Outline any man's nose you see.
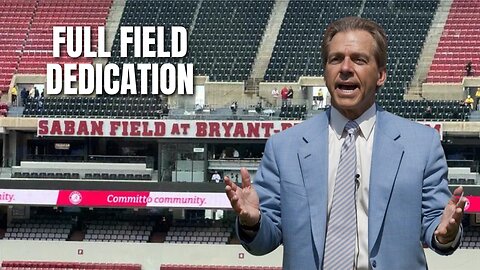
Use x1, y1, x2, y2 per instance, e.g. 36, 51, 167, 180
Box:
340, 58, 354, 73
339, 58, 354, 79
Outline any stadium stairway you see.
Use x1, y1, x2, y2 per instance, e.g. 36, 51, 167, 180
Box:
249, 0, 289, 81
69, 230, 84, 241
469, 110, 480, 121
150, 231, 166, 243
407, 0, 452, 97
6, 106, 24, 117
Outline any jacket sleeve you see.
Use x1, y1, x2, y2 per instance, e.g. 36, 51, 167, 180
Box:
238, 137, 283, 255
421, 129, 460, 255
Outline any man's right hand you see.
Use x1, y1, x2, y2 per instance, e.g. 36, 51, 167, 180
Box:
224, 167, 260, 227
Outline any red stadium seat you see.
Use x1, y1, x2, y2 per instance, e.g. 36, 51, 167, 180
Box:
427, 0, 480, 83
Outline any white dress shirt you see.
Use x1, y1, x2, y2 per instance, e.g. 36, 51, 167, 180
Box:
327, 104, 460, 269
328, 104, 376, 270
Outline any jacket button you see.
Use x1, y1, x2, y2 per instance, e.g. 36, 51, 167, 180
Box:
372, 260, 377, 268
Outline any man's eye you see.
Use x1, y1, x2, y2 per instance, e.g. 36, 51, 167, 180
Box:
355, 58, 367, 64
329, 57, 341, 64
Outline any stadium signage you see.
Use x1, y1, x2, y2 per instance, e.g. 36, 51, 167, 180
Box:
0, 189, 231, 209
422, 122, 443, 140
0, 189, 477, 212
37, 119, 301, 139
37, 119, 441, 139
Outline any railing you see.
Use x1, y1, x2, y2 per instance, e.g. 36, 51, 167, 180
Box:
167, 112, 282, 121
447, 159, 479, 173
88, 155, 154, 168
23, 155, 154, 168
24, 155, 84, 162
208, 158, 261, 171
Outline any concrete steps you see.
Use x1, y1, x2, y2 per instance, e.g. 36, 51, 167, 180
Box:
407, 0, 453, 98
469, 110, 480, 121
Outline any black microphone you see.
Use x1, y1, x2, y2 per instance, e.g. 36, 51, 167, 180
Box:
355, 174, 360, 189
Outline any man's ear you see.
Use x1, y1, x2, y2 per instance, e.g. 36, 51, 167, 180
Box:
377, 67, 387, 87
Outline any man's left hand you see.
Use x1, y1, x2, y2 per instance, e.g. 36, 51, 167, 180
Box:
435, 186, 466, 244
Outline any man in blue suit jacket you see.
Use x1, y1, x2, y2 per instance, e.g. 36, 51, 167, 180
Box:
225, 17, 465, 269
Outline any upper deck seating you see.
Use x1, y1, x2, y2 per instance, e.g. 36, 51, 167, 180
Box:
17, 0, 112, 75
427, 0, 480, 83
0, 0, 36, 93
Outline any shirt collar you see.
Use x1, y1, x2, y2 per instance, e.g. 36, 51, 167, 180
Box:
330, 104, 376, 140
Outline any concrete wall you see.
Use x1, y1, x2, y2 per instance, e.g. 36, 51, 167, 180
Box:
0, 241, 478, 270
168, 80, 260, 110
168, 76, 328, 111
422, 83, 464, 100
204, 82, 248, 109
463, 76, 480, 88
258, 76, 326, 106
422, 76, 480, 100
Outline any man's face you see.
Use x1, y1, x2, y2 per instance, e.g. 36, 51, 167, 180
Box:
324, 30, 386, 119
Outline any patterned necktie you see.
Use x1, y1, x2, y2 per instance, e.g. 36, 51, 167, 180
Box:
323, 120, 360, 270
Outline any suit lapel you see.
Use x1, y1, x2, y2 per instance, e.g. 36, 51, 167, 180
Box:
297, 108, 405, 258
298, 111, 330, 264
368, 109, 405, 254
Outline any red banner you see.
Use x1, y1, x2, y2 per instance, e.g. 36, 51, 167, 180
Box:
37, 118, 300, 139
6, 187, 478, 211
57, 190, 151, 207
0, 189, 232, 209
36, 119, 442, 139
464, 196, 480, 213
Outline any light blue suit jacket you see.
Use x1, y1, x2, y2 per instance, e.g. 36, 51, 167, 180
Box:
239, 106, 458, 270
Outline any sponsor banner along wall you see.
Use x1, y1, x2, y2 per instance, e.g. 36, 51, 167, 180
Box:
37, 119, 443, 139
0, 189, 59, 205
464, 195, 480, 213
37, 119, 300, 139
0, 189, 478, 212
0, 189, 232, 209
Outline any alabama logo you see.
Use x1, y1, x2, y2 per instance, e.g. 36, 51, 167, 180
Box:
69, 191, 82, 205
464, 197, 470, 211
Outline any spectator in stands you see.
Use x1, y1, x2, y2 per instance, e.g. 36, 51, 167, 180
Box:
255, 101, 263, 114
34, 87, 40, 100
301, 86, 308, 99
271, 87, 279, 107
465, 61, 474, 76
318, 89, 324, 106
162, 104, 169, 118
475, 87, 480, 110
220, 149, 227, 159
280, 86, 288, 105
195, 103, 203, 113
230, 101, 238, 114
314, 89, 325, 109
225, 16, 465, 270
10, 85, 17, 106
38, 91, 44, 107
28, 87, 35, 100
211, 171, 222, 183
20, 88, 28, 106
423, 105, 433, 119
233, 148, 240, 158
38, 96, 44, 109
286, 86, 294, 105
464, 95, 474, 110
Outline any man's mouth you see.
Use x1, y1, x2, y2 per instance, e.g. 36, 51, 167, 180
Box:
336, 83, 359, 92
